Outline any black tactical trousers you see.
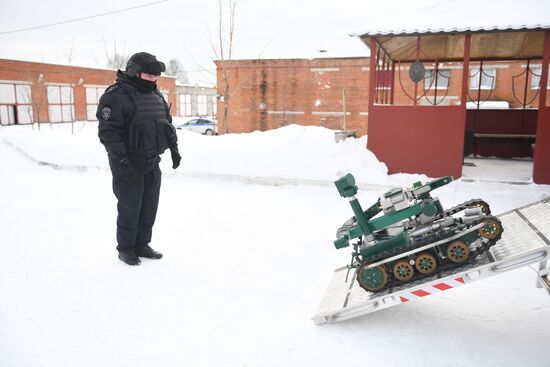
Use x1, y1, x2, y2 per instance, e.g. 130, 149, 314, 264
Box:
109, 159, 162, 252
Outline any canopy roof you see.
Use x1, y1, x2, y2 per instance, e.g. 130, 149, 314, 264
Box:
353, 0, 550, 61
364, 31, 546, 62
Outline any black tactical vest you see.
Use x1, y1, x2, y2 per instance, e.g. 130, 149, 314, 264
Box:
119, 84, 175, 158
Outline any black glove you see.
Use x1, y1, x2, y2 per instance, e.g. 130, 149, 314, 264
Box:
170, 148, 182, 169
119, 157, 138, 182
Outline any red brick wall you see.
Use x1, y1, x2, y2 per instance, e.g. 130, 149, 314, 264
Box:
215, 58, 371, 136
0, 58, 176, 123
216, 58, 544, 135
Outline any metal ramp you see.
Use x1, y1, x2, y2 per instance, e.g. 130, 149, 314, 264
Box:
312, 199, 550, 325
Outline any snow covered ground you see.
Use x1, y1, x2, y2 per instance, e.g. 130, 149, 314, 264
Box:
1, 122, 550, 367
463, 156, 534, 183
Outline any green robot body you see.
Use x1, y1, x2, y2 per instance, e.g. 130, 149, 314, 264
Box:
334, 174, 503, 293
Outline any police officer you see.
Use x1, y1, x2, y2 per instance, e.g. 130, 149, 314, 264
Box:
97, 52, 182, 266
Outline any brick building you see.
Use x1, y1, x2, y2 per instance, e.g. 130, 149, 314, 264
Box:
176, 84, 217, 118
0, 58, 177, 125
215, 57, 545, 137
215, 58, 371, 136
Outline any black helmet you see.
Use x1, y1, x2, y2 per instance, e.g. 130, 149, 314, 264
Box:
125, 52, 166, 77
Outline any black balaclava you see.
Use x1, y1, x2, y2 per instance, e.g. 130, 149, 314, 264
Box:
129, 76, 157, 92
124, 52, 166, 92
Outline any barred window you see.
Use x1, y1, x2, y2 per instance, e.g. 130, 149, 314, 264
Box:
0, 82, 33, 125
197, 94, 208, 116
179, 94, 191, 116
530, 65, 550, 89
85, 86, 107, 120
424, 69, 450, 90
212, 95, 217, 116
47, 85, 74, 122
470, 68, 496, 90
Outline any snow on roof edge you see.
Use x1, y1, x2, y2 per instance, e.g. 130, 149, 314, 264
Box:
350, 24, 550, 38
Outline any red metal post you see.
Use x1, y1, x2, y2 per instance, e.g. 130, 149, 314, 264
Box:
434, 62, 439, 104
375, 46, 380, 104
369, 38, 377, 110
460, 34, 472, 107
461, 34, 472, 159
533, 30, 550, 183
390, 61, 396, 104
384, 54, 390, 104
378, 49, 386, 104
413, 36, 421, 106
381, 53, 386, 104
521, 59, 531, 136
539, 34, 550, 107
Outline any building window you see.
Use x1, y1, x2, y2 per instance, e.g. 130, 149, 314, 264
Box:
424, 69, 450, 89
85, 86, 106, 120
47, 85, 74, 122
212, 95, 217, 116
531, 65, 550, 89
179, 94, 191, 116
0, 82, 33, 125
197, 94, 208, 116
470, 67, 496, 89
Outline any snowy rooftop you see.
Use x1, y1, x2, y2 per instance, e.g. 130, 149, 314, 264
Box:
351, 0, 550, 37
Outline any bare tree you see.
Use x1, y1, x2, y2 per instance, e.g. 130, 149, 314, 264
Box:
61, 42, 78, 134
103, 39, 130, 70
165, 58, 189, 84
19, 73, 37, 129
29, 62, 47, 131
212, 0, 238, 134
106, 53, 130, 70
211, 1, 273, 133
62, 39, 76, 67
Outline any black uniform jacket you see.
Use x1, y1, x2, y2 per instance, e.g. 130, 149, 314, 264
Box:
97, 70, 178, 164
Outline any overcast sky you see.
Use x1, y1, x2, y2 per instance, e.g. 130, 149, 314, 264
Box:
1, 0, 548, 86
0, 0, 412, 85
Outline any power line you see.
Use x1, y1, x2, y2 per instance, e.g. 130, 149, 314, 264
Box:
0, 0, 171, 36
0, 66, 216, 75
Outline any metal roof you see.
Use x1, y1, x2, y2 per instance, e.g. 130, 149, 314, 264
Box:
351, 0, 550, 37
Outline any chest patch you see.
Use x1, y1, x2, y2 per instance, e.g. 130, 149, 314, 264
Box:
101, 106, 112, 120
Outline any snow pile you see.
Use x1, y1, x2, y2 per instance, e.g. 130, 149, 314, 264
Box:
0, 123, 106, 168
176, 124, 405, 184
0, 122, 427, 186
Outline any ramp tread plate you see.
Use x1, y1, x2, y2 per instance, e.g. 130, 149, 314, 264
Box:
490, 209, 547, 261
314, 267, 353, 315
519, 202, 550, 242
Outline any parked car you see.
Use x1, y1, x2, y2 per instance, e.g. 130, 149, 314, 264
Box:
176, 118, 217, 135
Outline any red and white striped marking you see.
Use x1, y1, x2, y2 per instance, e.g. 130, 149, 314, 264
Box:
399, 277, 466, 303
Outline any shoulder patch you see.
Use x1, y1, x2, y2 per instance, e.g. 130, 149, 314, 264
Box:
101, 106, 112, 120
104, 84, 119, 94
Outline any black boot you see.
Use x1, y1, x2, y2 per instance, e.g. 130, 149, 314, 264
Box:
118, 249, 141, 265
136, 244, 163, 259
